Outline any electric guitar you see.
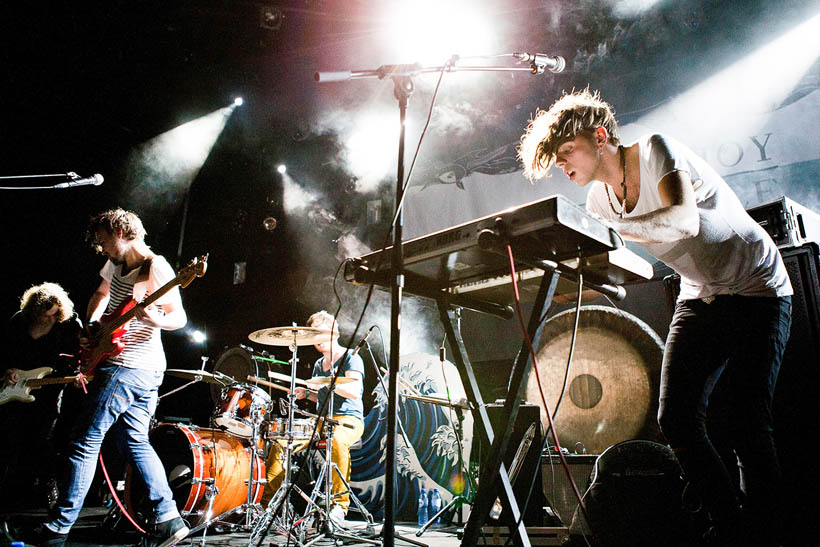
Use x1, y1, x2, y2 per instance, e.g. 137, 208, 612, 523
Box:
79, 254, 208, 376
0, 367, 91, 405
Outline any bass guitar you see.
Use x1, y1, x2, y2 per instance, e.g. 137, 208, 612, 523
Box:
0, 367, 90, 405
79, 254, 208, 376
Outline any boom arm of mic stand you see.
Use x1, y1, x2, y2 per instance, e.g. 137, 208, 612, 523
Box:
315, 63, 538, 83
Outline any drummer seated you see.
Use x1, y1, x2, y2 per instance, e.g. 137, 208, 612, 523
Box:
262, 311, 365, 524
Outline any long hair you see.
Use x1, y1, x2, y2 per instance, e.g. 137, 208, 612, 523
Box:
20, 282, 75, 322
518, 88, 620, 181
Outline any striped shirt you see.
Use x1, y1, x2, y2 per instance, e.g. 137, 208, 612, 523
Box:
100, 255, 181, 371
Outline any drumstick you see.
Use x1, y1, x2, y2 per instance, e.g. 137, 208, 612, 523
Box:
267, 371, 308, 386
247, 375, 291, 393
380, 367, 422, 396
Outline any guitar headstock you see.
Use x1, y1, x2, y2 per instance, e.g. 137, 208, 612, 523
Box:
179, 254, 209, 288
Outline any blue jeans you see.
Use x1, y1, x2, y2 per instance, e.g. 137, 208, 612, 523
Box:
47, 366, 179, 533
658, 295, 791, 521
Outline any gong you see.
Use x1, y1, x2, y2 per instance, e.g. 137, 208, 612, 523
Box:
525, 305, 664, 454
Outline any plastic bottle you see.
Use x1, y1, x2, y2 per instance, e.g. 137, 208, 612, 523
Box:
429, 488, 442, 525
417, 487, 428, 526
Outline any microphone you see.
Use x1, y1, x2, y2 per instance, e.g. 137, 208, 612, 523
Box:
55, 173, 104, 189
513, 52, 566, 73
351, 325, 376, 356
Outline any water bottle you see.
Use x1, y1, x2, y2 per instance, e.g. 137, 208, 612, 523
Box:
429, 488, 442, 525
417, 487, 428, 526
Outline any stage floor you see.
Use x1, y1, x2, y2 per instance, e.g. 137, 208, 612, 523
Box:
0, 507, 469, 547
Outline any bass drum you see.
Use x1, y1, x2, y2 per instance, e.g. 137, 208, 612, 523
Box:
124, 423, 265, 527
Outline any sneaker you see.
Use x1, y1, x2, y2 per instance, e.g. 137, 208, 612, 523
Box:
328, 505, 347, 528
9, 523, 68, 546
136, 517, 189, 547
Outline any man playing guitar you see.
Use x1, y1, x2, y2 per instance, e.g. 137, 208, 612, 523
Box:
1, 282, 82, 511
17, 209, 190, 547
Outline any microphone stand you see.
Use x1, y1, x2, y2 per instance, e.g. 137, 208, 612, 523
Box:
316, 54, 553, 546
0, 172, 91, 190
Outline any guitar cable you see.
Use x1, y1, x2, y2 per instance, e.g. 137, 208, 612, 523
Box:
502, 243, 592, 543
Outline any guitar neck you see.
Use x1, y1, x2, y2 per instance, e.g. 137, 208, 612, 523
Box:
27, 376, 84, 388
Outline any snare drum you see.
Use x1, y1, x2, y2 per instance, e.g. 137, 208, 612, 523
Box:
124, 423, 265, 527
265, 417, 316, 442
213, 383, 271, 437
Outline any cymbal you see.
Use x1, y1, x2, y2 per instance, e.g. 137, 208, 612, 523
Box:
403, 392, 471, 410
306, 376, 357, 386
165, 369, 234, 385
248, 326, 334, 346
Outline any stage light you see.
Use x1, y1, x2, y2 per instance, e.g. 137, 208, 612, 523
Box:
281, 172, 318, 214
277, 164, 287, 174
612, 0, 662, 17
380, 0, 498, 64
190, 330, 207, 344
633, 11, 820, 145
123, 105, 236, 211
233, 97, 244, 107
342, 109, 401, 191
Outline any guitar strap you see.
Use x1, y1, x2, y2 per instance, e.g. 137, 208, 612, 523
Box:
136, 257, 153, 285
132, 257, 153, 302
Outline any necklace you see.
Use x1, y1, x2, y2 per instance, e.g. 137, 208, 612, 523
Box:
605, 145, 627, 218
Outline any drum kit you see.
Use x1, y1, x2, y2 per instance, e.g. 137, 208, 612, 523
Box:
123, 324, 375, 546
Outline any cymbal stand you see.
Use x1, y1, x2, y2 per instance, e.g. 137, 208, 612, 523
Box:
365, 343, 428, 547
416, 404, 475, 537
248, 326, 308, 546
303, 385, 379, 546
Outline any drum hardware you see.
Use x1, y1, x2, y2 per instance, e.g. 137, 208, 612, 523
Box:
249, 326, 378, 547
401, 391, 471, 411
247, 324, 318, 546
415, 395, 475, 538
298, 378, 378, 546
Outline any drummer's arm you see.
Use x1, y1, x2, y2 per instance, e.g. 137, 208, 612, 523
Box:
295, 386, 318, 403
332, 370, 363, 400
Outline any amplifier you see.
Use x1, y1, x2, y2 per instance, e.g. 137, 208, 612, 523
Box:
479, 526, 569, 545
746, 196, 820, 248
541, 453, 596, 531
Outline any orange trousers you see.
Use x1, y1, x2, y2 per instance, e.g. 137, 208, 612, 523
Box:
262, 415, 364, 512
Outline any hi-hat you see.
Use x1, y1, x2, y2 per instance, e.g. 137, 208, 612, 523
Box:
248, 326, 334, 346
306, 376, 357, 386
166, 369, 234, 385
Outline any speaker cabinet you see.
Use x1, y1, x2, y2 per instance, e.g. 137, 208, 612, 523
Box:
774, 243, 820, 544
540, 453, 596, 527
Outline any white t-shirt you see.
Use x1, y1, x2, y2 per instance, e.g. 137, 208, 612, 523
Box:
100, 255, 182, 371
586, 134, 792, 301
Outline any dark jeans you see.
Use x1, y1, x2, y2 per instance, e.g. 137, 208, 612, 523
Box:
657, 295, 791, 522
